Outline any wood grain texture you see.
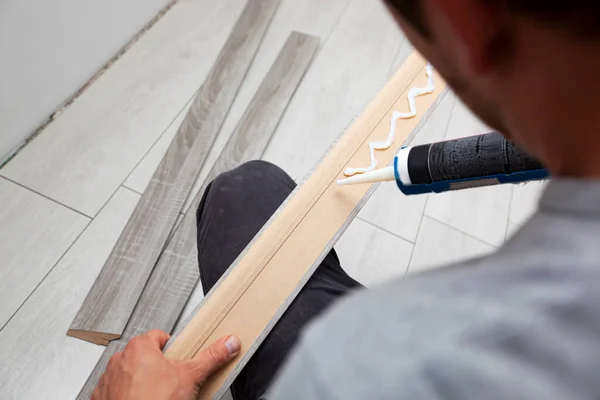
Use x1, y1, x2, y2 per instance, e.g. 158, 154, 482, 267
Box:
76, 32, 319, 399
0, 177, 89, 329
165, 53, 448, 400
123, 97, 195, 194
178, 0, 353, 214
68, 0, 281, 345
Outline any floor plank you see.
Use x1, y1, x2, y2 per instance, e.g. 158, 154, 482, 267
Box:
173, 273, 205, 334
0, 187, 139, 400
262, 0, 408, 180
505, 220, 521, 243
444, 98, 491, 140
122, 97, 194, 194
425, 183, 512, 247
510, 180, 548, 226
0, 0, 247, 216
0, 0, 172, 162
68, 0, 281, 346
76, 31, 320, 398
335, 218, 413, 287
424, 99, 509, 246
358, 92, 456, 242
409, 215, 495, 274
0, 177, 89, 329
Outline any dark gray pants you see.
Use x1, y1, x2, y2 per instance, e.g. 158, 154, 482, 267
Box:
196, 160, 361, 400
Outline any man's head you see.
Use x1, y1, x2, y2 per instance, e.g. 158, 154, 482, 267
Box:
385, 0, 600, 176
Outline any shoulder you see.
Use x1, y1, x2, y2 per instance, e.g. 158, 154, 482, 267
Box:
287, 253, 595, 399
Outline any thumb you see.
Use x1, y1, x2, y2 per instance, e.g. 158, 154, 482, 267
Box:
184, 335, 241, 384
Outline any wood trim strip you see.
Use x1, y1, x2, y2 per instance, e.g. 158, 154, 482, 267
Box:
75, 32, 320, 399
165, 52, 448, 400
68, 0, 281, 345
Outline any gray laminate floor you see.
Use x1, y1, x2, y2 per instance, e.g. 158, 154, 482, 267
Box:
0, 1, 545, 399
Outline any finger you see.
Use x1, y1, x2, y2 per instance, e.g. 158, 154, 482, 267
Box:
184, 335, 241, 384
92, 374, 106, 400
126, 330, 170, 354
106, 351, 122, 371
143, 330, 171, 348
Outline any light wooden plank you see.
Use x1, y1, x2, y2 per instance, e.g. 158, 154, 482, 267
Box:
0, 187, 140, 400
0, 177, 89, 328
336, 218, 413, 287
75, 32, 320, 399
68, 0, 281, 346
0, 0, 247, 216
165, 54, 447, 400
408, 216, 495, 274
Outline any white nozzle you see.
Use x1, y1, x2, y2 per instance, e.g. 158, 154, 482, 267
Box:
336, 166, 396, 186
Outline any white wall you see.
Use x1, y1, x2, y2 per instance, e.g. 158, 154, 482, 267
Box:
0, 0, 171, 162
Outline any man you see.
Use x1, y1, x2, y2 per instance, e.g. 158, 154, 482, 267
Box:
93, 1, 600, 399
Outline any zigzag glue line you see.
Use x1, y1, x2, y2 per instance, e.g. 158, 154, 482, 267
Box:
343, 63, 435, 177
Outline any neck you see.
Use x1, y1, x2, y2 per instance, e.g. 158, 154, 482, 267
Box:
499, 25, 600, 178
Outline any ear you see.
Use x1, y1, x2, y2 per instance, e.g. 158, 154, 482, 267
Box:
428, 0, 503, 74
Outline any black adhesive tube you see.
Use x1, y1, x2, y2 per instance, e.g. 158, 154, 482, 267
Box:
405, 132, 544, 185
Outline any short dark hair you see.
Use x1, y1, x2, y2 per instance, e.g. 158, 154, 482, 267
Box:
386, 0, 600, 38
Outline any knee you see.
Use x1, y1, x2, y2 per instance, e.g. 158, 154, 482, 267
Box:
217, 160, 286, 184
212, 160, 290, 193
236, 160, 285, 178
197, 160, 295, 223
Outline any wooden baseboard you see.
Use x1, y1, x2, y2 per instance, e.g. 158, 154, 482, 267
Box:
165, 52, 448, 400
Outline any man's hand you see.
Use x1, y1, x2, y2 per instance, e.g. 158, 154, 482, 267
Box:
92, 330, 241, 400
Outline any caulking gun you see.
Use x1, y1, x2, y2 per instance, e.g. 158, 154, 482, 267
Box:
337, 131, 549, 195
